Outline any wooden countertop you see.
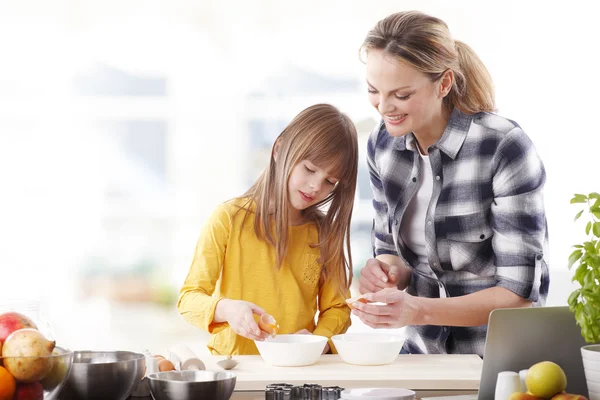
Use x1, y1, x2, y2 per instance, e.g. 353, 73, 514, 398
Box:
200, 354, 483, 391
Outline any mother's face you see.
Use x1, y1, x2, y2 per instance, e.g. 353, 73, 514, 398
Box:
366, 49, 445, 138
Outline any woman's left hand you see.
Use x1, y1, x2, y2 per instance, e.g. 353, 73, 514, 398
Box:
350, 287, 420, 329
294, 329, 330, 354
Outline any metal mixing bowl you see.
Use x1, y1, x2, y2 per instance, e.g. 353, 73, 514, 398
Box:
147, 370, 236, 400
57, 350, 145, 400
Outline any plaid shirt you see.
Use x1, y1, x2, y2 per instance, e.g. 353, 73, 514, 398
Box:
368, 109, 549, 357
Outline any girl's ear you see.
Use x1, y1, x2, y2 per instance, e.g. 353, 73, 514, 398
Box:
273, 139, 281, 162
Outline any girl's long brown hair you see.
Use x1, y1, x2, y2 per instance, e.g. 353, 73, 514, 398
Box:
238, 104, 358, 297
361, 11, 495, 114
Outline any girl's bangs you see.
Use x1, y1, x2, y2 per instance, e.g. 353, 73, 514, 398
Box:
305, 144, 354, 184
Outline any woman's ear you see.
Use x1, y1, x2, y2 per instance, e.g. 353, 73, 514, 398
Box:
439, 69, 454, 98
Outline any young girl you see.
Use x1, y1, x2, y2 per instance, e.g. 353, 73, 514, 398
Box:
178, 104, 359, 355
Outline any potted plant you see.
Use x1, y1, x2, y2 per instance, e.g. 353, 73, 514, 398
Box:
568, 192, 600, 399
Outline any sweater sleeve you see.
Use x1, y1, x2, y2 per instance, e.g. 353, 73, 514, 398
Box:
313, 276, 351, 352
177, 204, 231, 333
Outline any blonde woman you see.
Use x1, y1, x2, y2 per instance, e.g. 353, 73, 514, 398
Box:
179, 104, 358, 355
351, 11, 549, 357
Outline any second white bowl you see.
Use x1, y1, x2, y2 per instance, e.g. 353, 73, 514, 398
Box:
332, 333, 404, 366
254, 334, 327, 367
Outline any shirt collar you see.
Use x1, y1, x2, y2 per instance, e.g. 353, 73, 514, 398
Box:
384, 108, 473, 159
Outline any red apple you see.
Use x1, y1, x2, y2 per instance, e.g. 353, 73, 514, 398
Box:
13, 381, 44, 400
0, 312, 37, 349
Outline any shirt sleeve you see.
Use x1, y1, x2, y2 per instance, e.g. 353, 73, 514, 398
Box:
177, 204, 230, 333
367, 125, 398, 257
491, 127, 547, 302
313, 276, 351, 353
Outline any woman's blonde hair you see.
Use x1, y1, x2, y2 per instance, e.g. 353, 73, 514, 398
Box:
239, 104, 358, 297
361, 11, 495, 114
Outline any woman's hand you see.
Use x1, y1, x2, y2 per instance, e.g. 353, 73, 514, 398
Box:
350, 287, 421, 329
359, 258, 403, 294
294, 329, 330, 354
214, 299, 271, 341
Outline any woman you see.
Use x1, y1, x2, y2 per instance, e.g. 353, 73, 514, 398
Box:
350, 11, 549, 357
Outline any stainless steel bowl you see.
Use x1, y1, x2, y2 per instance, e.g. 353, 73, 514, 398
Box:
58, 350, 145, 400
147, 370, 236, 400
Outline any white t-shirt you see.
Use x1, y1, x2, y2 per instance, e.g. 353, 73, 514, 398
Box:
400, 151, 434, 266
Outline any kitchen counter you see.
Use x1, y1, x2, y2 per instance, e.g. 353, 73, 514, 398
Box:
129, 354, 483, 399
202, 354, 482, 391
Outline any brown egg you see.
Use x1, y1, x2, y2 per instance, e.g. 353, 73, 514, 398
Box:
258, 314, 279, 337
346, 296, 368, 310
157, 359, 175, 372
153, 355, 166, 362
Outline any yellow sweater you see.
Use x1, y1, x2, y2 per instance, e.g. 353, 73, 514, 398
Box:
177, 199, 351, 355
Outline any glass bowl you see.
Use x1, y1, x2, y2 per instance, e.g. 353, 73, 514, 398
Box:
0, 346, 74, 400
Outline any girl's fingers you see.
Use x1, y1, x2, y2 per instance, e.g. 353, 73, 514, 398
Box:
238, 320, 264, 341
243, 313, 262, 337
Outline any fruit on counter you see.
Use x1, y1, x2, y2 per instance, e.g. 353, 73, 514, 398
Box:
40, 351, 69, 390
526, 361, 567, 399
345, 295, 368, 310
508, 392, 543, 400
258, 314, 279, 338
2, 329, 56, 382
0, 313, 37, 347
0, 365, 16, 400
12, 381, 43, 400
157, 359, 175, 372
551, 393, 588, 400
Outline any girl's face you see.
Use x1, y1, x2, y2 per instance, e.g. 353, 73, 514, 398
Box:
287, 159, 339, 223
366, 49, 445, 137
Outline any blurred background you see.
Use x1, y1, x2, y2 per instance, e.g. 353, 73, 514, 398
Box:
1, 0, 599, 356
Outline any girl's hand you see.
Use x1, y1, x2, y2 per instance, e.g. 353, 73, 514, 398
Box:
350, 287, 420, 329
359, 258, 401, 294
294, 329, 330, 354
214, 299, 271, 341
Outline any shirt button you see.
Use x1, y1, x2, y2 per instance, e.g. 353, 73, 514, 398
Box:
427, 220, 432, 226
480, 234, 485, 239
443, 327, 448, 332
412, 177, 417, 182
536, 254, 543, 260
435, 175, 441, 181
433, 262, 438, 267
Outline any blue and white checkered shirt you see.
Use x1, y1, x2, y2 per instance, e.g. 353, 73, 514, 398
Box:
368, 108, 550, 357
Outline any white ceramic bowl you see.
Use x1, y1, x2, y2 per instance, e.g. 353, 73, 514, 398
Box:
332, 333, 404, 366
254, 334, 327, 367
341, 387, 416, 399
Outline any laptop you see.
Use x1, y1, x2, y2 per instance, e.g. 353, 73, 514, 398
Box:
478, 306, 590, 399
